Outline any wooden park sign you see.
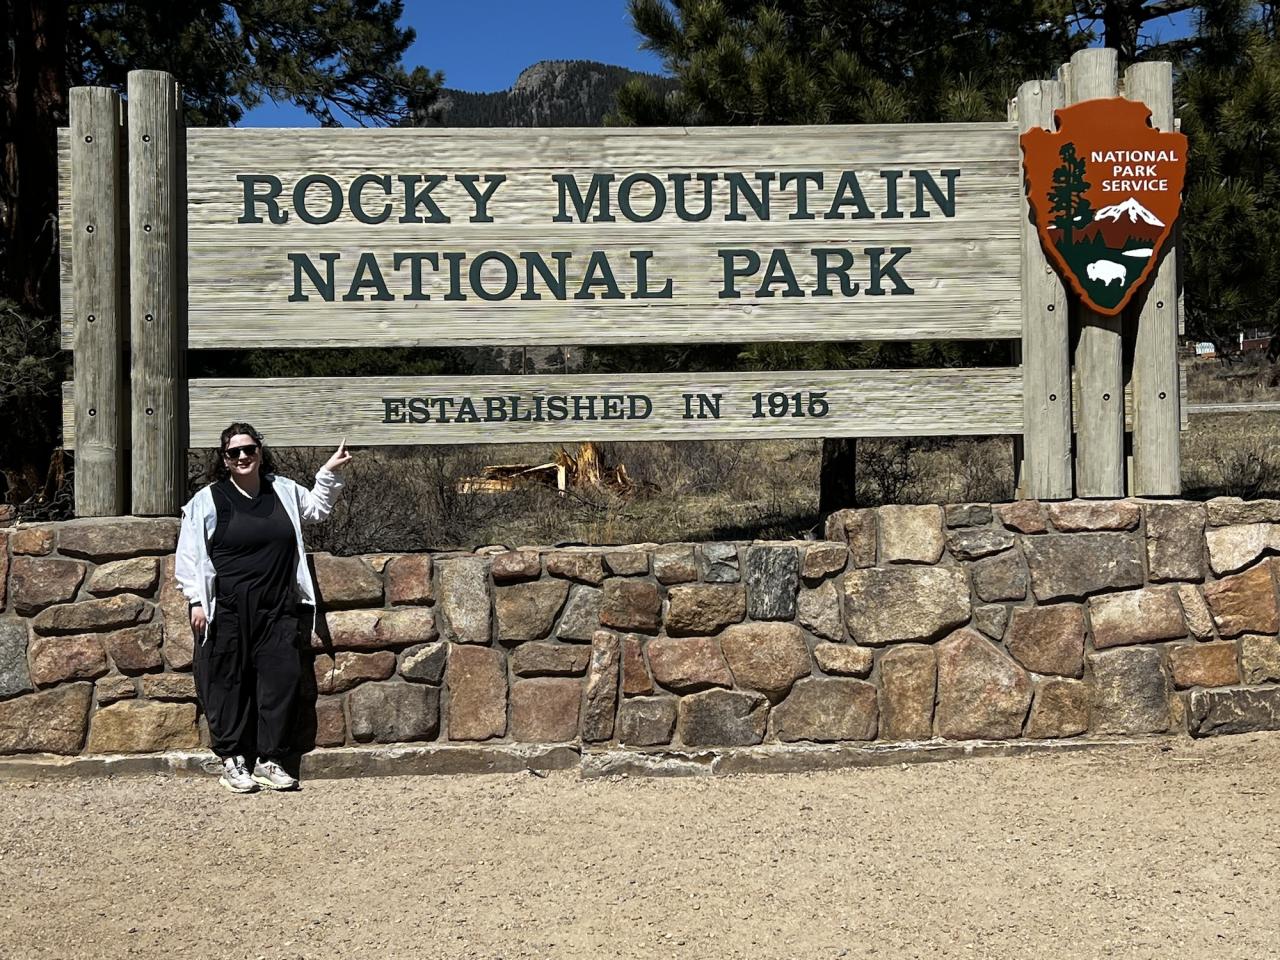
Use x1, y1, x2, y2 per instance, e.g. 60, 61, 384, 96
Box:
57, 49, 1183, 517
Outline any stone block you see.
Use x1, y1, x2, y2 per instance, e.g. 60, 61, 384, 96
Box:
495, 579, 570, 642
1240, 634, 1280, 683
375, 607, 437, 647
399, 641, 448, 683
946, 529, 1015, 561
510, 678, 581, 742
1188, 686, 1280, 736
813, 643, 873, 677
11, 525, 54, 556
314, 651, 396, 694
0, 530, 7, 610
936, 629, 1031, 740
1177, 585, 1216, 640
313, 697, 346, 747
95, 673, 136, 705
556, 585, 602, 642
87, 558, 160, 597
843, 565, 970, 645
878, 505, 944, 564
99, 622, 164, 674
676, 689, 768, 746
437, 557, 492, 644
616, 696, 677, 746
1007, 604, 1085, 677
1203, 561, 1279, 638
1205, 497, 1280, 526
796, 580, 843, 641
158, 556, 194, 671
1087, 646, 1172, 735
604, 551, 649, 576
32, 594, 152, 636
600, 579, 661, 632
1205, 523, 1280, 577
1023, 533, 1144, 601
745, 546, 800, 619
385, 554, 433, 605
140, 673, 198, 701
824, 509, 878, 568
1089, 586, 1187, 650
446, 645, 507, 740
647, 636, 732, 693
945, 503, 993, 528
1046, 500, 1141, 532
581, 630, 621, 742
771, 677, 877, 742
652, 544, 697, 584
311, 554, 383, 607
701, 542, 740, 583
879, 644, 936, 740
349, 681, 440, 743
85, 699, 197, 753
28, 634, 108, 686
621, 635, 654, 696
1144, 502, 1206, 582
57, 518, 179, 559
719, 622, 810, 702
665, 584, 745, 635
545, 551, 605, 585
1024, 678, 1089, 738
9, 557, 87, 615
801, 542, 848, 579
1169, 642, 1239, 689
511, 641, 590, 677
997, 500, 1047, 534
971, 549, 1027, 603
973, 604, 1008, 640
314, 609, 381, 649
0, 619, 32, 699
491, 550, 541, 582
0, 683, 92, 754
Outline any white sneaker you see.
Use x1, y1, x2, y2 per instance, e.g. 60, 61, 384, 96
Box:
219, 755, 258, 794
252, 759, 299, 791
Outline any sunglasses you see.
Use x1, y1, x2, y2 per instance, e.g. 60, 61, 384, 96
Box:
223, 444, 260, 460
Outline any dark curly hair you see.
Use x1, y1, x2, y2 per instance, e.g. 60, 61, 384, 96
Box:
208, 422, 277, 482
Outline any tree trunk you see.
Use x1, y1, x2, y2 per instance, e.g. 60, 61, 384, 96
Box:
0, 0, 68, 504
818, 438, 857, 514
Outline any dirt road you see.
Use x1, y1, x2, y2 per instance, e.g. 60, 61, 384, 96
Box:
1, 734, 1278, 960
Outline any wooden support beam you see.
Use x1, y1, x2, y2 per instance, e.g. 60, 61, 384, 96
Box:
69, 87, 127, 517
127, 71, 184, 515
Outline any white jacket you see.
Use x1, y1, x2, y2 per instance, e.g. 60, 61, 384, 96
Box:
175, 468, 344, 626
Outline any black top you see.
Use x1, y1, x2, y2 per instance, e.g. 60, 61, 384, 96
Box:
209, 477, 296, 618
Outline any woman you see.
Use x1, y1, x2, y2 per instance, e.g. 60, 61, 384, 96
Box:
176, 423, 351, 794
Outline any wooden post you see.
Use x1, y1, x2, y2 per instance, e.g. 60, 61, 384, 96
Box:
128, 71, 184, 515
70, 87, 127, 517
1069, 48, 1125, 498
1125, 61, 1181, 495
1016, 80, 1072, 499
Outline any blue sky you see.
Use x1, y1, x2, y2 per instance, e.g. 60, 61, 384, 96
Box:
241, 0, 663, 126
239, 0, 1198, 127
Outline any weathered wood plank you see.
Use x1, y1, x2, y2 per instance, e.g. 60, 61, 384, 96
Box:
69, 87, 127, 516
1125, 61, 1181, 495
1069, 48, 1126, 498
128, 71, 183, 515
1017, 79, 1073, 499
62, 368, 1024, 448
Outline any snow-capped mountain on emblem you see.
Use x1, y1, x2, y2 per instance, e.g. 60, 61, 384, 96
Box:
1020, 98, 1187, 315
1095, 197, 1165, 227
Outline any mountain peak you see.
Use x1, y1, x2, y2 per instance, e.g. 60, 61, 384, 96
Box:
1096, 197, 1164, 228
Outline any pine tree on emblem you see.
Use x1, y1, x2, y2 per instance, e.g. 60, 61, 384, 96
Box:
1049, 142, 1093, 246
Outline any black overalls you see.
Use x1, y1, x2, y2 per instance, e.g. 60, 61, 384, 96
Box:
193, 477, 302, 761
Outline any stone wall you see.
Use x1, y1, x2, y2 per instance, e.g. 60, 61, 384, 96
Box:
2, 499, 1280, 758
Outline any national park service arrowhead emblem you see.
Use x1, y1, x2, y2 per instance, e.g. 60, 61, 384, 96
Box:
1021, 97, 1187, 316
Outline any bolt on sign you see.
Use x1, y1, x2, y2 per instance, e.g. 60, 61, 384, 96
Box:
1020, 97, 1187, 315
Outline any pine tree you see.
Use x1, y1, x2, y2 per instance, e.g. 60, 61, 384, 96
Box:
1049, 142, 1094, 245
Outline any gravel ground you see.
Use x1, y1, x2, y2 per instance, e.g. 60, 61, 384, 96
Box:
1, 734, 1278, 960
